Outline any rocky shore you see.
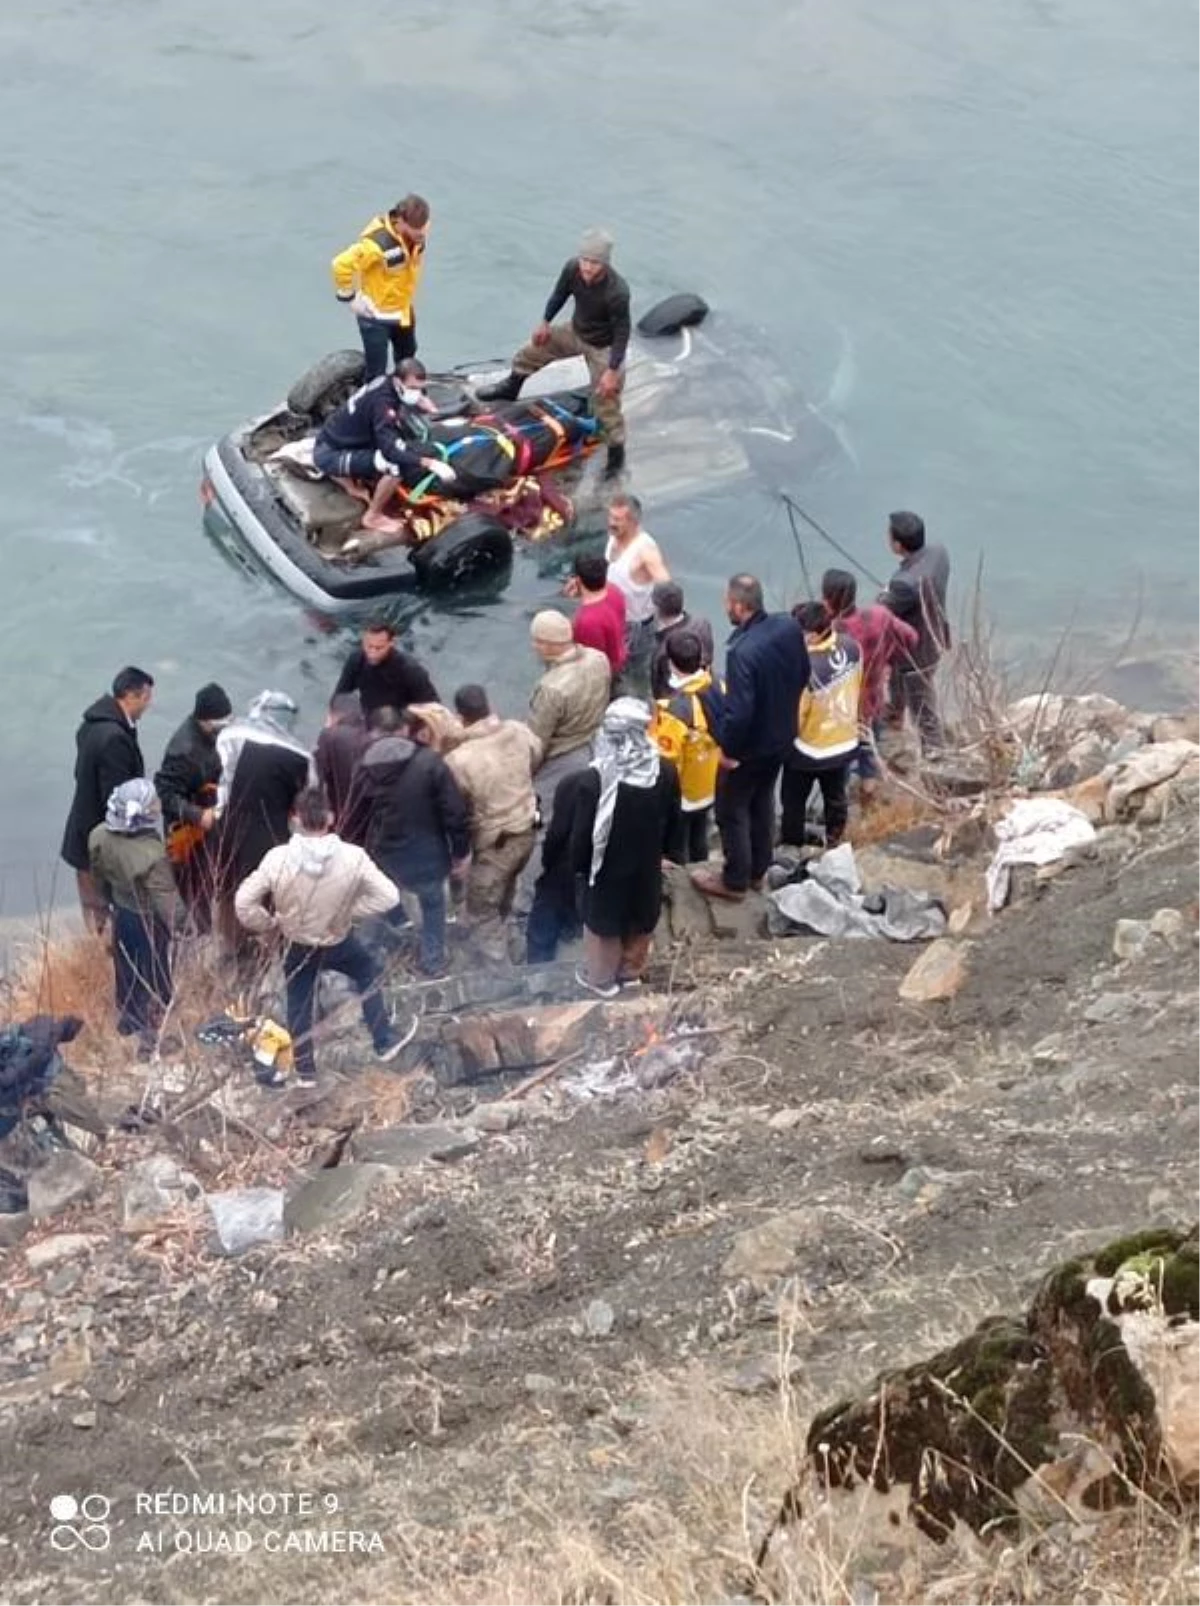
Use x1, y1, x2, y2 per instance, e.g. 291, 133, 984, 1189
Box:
0, 693, 1196, 1605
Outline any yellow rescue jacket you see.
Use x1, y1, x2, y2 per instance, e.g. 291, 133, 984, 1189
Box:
652, 669, 723, 811
795, 627, 862, 762
331, 214, 427, 324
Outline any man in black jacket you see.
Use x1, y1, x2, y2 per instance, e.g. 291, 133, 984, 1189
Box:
691, 575, 810, 901
477, 228, 631, 478
332, 620, 439, 719
343, 713, 470, 977
60, 666, 155, 931
154, 682, 233, 928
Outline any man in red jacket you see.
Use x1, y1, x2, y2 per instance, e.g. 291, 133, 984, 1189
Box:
821, 569, 918, 799
566, 552, 627, 678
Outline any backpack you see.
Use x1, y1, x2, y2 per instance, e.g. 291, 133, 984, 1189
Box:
652, 689, 721, 810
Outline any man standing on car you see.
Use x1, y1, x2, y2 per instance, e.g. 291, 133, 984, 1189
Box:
331, 195, 431, 381
477, 228, 631, 480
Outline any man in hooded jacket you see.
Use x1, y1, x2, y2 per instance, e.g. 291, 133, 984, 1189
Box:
235, 788, 413, 1081
61, 666, 155, 932
343, 711, 470, 977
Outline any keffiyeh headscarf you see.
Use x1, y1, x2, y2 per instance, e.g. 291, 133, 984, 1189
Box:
588, 697, 660, 884
105, 778, 159, 835
216, 689, 313, 811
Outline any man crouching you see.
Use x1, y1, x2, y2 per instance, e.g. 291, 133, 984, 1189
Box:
234, 788, 415, 1082
313, 359, 456, 537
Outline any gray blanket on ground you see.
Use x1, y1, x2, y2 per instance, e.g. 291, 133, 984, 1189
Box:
766, 843, 947, 942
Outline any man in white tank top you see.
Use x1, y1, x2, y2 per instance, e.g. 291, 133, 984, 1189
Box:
604, 492, 670, 698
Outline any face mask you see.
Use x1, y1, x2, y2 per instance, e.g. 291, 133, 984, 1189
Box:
400, 388, 424, 406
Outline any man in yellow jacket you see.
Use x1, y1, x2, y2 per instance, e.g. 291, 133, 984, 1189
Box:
331, 195, 430, 381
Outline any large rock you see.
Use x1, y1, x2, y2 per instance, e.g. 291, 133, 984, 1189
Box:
755, 1225, 1199, 1575
434, 1000, 602, 1083
1006, 693, 1128, 744
898, 939, 970, 1003
284, 1164, 397, 1237
1105, 739, 1200, 823
120, 1155, 203, 1232
352, 1124, 480, 1169
27, 1151, 103, 1221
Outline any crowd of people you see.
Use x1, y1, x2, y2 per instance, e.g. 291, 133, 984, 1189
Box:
58, 490, 950, 1079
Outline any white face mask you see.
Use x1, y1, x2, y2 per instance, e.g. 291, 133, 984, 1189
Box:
400, 388, 424, 406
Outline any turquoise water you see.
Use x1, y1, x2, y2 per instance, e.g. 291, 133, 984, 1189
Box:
0, 0, 1195, 914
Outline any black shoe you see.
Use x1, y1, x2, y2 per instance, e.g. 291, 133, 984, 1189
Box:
603, 443, 626, 479
476, 371, 523, 403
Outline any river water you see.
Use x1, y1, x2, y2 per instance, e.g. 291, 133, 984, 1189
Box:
0, 0, 1195, 917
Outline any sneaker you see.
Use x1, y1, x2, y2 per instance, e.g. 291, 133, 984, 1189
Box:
575, 966, 620, 1000
376, 1014, 420, 1063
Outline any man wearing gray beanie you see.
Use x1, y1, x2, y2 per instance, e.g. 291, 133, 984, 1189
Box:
477, 228, 631, 479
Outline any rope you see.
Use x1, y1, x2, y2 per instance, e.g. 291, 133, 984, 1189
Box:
779, 491, 887, 589
783, 496, 814, 598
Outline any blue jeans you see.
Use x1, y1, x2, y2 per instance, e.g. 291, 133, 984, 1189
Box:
113, 906, 172, 1038
284, 932, 391, 1079
384, 874, 447, 974
357, 316, 417, 382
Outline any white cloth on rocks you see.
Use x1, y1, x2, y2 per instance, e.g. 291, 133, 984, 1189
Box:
767, 843, 948, 942
985, 797, 1096, 912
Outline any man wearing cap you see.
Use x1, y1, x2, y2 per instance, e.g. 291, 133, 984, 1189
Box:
154, 682, 234, 926
477, 229, 632, 479
516, 610, 611, 915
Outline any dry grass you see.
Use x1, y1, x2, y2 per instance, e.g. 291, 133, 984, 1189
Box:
315, 1358, 1197, 1606
848, 789, 945, 848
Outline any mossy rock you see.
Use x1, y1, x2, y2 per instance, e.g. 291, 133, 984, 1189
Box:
805, 1313, 1053, 1541
795, 1225, 1197, 1548
1028, 1222, 1197, 1490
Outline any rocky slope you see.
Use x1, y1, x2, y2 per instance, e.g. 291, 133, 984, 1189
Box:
0, 700, 1196, 1605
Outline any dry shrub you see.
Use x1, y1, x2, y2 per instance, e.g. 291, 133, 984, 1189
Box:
849, 789, 945, 848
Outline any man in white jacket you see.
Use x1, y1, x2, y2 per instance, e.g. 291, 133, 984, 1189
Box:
234, 788, 414, 1081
